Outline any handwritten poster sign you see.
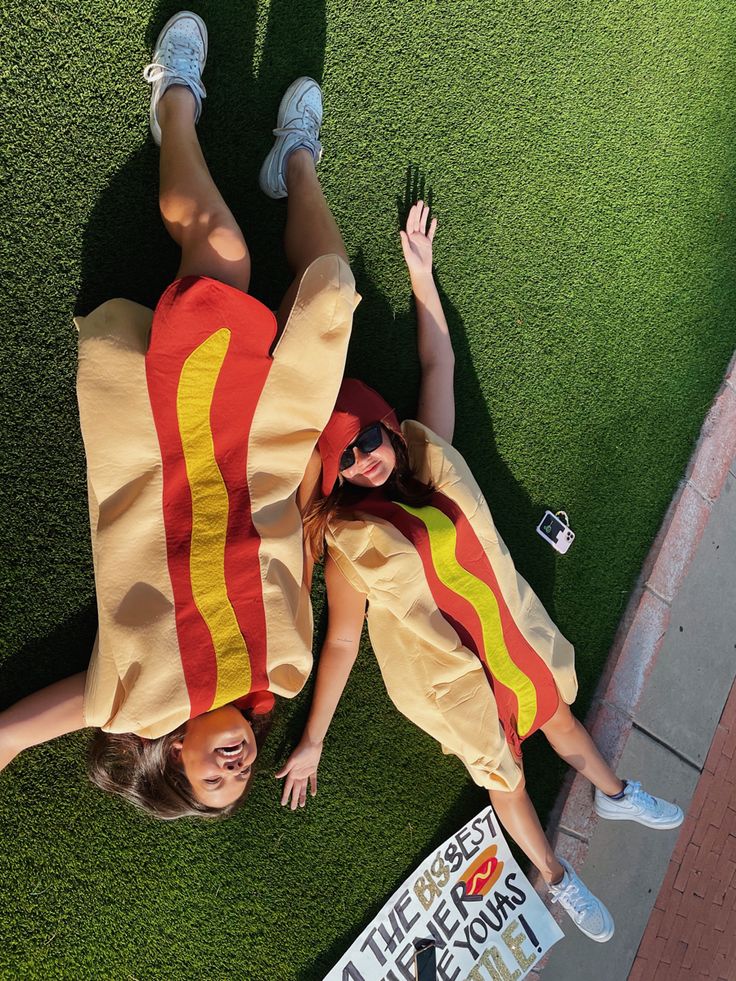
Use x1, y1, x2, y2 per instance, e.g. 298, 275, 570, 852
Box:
325, 807, 563, 981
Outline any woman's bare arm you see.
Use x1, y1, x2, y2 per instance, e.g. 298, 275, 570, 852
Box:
400, 201, 456, 443
0, 672, 87, 772
275, 556, 367, 808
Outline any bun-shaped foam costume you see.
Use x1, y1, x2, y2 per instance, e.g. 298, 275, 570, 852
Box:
321, 394, 578, 793
76, 255, 358, 737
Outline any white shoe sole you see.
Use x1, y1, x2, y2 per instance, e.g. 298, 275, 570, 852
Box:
594, 805, 684, 830
560, 899, 615, 943
584, 918, 615, 943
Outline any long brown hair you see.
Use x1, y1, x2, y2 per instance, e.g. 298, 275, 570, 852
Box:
87, 709, 273, 821
304, 426, 434, 561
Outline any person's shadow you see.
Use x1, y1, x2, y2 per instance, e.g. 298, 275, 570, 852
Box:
75, 0, 327, 317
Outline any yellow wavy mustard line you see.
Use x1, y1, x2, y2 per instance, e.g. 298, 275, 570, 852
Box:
398, 503, 537, 735
177, 329, 250, 707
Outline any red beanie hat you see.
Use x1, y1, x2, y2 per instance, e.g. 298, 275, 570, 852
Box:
317, 379, 401, 496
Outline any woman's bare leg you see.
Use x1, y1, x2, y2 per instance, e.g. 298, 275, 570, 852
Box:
541, 699, 624, 797
489, 778, 564, 885
276, 148, 349, 328
158, 86, 251, 291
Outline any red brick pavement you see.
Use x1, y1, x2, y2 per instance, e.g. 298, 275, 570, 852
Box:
629, 680, 736, 981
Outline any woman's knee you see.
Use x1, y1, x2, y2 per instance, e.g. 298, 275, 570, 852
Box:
174, 212, 251, 291
541, 698, 577, 740
161, 195, 246, 252
184, 210, 246, 258
204, 222, 249, 265
489, 774, 527, 805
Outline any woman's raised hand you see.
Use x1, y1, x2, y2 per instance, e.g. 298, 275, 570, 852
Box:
275, 736, 323, 809
399, 200, 437, 286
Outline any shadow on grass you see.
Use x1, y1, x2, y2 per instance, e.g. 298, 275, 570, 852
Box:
0, 603, 97, 711
75, 0, 328, 316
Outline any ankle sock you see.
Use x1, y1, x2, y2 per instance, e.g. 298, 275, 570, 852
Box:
549, 867, 568, 888
606, 779, 627, 800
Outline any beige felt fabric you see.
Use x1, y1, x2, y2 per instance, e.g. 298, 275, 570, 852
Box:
248, 255, 359, 696
77, 255, 357, 737
326, 420, 577, 792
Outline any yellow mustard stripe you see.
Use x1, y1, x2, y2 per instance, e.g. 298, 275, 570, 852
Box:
398, 503, 537, 735
177, 329, 250, 707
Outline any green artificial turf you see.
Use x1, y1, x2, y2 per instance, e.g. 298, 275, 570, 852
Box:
2, 1, 736, 977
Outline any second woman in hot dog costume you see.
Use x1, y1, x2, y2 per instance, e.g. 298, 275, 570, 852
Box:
0, 14, 357, 819
279, 201, 684, 942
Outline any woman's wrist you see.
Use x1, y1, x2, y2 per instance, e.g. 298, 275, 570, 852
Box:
302, 727, 325, 748
410, 270, 438, 304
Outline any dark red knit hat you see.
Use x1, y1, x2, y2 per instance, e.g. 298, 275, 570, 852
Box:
317, 379, 400, 495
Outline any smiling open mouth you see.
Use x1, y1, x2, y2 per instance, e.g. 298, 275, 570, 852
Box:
216, 741, 245, 758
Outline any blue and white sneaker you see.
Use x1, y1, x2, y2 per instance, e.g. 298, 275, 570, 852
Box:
143, 11, 208, 146
594, 780, 684, 830
548, 857, 615, 943
259, 77, 323, 199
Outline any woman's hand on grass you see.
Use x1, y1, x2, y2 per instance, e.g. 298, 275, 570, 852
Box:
400, 200, 437, 294
275, 737, 323, 810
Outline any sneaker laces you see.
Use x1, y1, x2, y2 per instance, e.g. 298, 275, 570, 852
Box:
273, 103, 322, 147
143, 38, 206, 103
625, 780, 661, 813
551, 877, 598, 919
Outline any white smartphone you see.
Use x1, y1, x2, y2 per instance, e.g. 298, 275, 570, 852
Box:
536, 510, 575, 554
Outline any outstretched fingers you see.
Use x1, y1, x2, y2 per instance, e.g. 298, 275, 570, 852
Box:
404, 200, 436, 242
279, 772, 295, 807
419, 202, 430, 235
275, 767, 317, 809
407, 199, 426, 235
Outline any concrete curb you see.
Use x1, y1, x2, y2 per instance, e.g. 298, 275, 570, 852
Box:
528, 349, 736, 962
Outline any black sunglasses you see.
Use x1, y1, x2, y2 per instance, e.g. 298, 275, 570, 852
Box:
339, 423, 384, 472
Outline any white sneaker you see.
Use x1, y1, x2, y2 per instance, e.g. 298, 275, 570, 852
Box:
548, 857, 615, 943
143, 11, 208, 146
594, 780, 684, 830
259, 77, 323, 199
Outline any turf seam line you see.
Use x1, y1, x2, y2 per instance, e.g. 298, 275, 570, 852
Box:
629, 721, 702, 772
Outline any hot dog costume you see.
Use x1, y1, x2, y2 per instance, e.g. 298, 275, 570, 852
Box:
320, 382, 577, 792
75, 255, 357, 738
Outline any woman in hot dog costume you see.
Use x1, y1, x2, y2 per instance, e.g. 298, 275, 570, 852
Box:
279, 202, 684, 942
0, 13, 357, 819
